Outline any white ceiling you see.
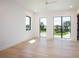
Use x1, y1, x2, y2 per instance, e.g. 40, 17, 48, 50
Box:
15, 0, 79, 13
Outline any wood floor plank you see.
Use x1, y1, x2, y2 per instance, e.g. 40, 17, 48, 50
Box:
0, 38, 79, 58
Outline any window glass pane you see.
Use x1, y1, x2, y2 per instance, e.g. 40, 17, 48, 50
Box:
62, 16, 71, 39
40, 17, 47, 37
54, 17, 61, 38
26, 17, 30, 25
26, 16, 31, 31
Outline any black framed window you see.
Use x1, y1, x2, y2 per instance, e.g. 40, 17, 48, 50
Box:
25, 16, 31, 31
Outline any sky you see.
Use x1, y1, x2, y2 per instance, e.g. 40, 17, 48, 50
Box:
54, 17, 61, 25
26, 17, 30, 25
54, 17, 70, 26
40, 18, 47, 25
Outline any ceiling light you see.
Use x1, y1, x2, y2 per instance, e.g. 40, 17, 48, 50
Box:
69, 5, 73, 8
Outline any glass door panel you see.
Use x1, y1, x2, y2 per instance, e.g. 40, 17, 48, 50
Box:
54, 17, 61, 38
40, 18, 47, 37
62, 17, 71, 38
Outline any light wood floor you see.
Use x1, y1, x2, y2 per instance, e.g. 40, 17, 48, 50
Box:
0, 38, 79, 58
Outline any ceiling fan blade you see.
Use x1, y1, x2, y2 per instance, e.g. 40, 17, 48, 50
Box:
45, 0, 57, 5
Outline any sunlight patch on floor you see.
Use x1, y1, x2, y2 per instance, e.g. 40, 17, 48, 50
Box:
28, 39, 36, 44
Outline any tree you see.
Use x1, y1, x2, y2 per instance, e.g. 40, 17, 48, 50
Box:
64, 21, 70, 32
40, 22, 46, 32
55, 25, 61, 33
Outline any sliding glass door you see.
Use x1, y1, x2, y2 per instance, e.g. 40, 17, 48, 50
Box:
54, 16, 71, 39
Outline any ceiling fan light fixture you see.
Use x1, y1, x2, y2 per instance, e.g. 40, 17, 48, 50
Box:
69, 5, 73, 8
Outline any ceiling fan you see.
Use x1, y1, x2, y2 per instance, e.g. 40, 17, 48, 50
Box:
45, 0, 57, 5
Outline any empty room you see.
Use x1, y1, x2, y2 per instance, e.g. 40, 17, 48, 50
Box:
0, 0, 79, 58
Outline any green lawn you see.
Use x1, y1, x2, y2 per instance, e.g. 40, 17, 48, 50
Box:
40, 28, 69, 36
54, 32, 68, 35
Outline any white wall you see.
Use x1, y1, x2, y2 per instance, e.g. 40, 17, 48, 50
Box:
0, 0, 35, 51
34, 10, 77, 40
0, 0, 78, 51
77, 8, 79, 14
